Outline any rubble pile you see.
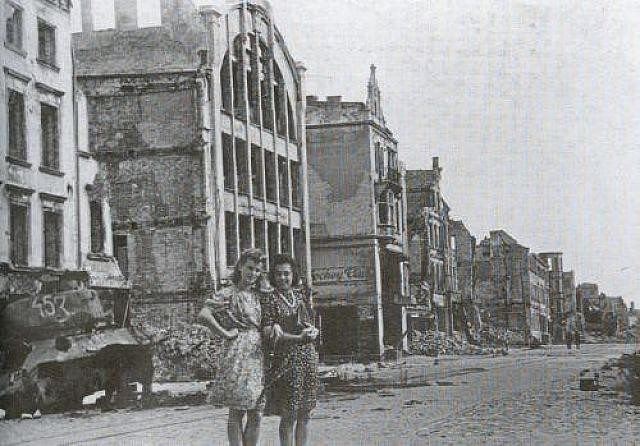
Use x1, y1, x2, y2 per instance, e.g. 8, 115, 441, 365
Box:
594, 353, 640, 404
155, 324, 225, 382
478, 327, 523, 347
133, 320, 224, 382
128, 301, 226, 382
409, 330, 489, 356
582, 332, 630, 344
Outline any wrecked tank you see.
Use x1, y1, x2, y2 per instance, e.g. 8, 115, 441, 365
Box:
0, 268, 153, 418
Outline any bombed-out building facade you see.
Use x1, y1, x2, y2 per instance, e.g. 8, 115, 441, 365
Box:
406, 158, 460, 338
474, 231, 550, 345
306, 67, 411, 361
73, 0, 310, 378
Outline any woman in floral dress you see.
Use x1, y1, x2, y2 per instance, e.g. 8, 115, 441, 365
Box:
262, 254, 319, 446
198, 248, 266, 446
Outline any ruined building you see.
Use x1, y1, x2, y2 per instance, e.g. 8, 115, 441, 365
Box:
449, 219, 481, 332
406, 158, 460, 337
475, 231, 550, 345
306, 66, 410, 360
578, 282, 601, 332
539, 252, 566, 343
73, 0, 310, 378
1, 0, 126, 297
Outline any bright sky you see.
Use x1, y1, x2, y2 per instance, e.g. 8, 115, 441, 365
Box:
74, 1, 640, 308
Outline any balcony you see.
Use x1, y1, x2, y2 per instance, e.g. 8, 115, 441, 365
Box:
375, 168, 402, 194
383, 291, 416, 306
378, 223, 396, 238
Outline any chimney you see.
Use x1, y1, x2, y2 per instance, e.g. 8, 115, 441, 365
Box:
327, 96, 342, 103
114, 0, 138, 31
80, 0, 93, 33
432, 156, 440, 170
632, 301, 635, 311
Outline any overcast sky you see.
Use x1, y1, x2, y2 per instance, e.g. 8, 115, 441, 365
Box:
75, 1, 640, 307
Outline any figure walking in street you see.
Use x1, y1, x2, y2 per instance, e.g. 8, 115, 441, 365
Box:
261, 254, 319, 446
565, 314, 575, 351
198, 249, 266, 446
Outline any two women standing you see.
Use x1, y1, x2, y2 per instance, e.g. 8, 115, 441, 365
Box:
198, 249, 318, 446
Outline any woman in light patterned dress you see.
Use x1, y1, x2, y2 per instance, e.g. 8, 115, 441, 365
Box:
198, 248, 266, 446
261, 254, 319, 446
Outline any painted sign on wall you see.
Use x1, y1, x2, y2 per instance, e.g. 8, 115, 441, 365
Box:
312, 266, 368, 284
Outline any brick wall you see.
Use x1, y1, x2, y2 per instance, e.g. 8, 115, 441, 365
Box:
77, 74, 214, 380
87, 89, 197, 151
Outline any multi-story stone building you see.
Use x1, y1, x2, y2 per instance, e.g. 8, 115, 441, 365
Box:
474, 231, 550, 344
73, 0, 310, 377
449, 219, 479, 332
539, 252, 565, 343
603, 295, 628, 338
562, 270, 580, 333
528, 253, 551, 344
406, 158, 459, 336
306, 66, 410, 360
1, 0, 125, 296
578, 282, 601, 333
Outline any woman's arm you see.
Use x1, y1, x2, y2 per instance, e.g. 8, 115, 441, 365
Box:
198, 305, 237, 340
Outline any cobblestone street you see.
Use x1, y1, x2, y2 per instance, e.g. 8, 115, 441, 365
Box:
1, 344, 638, 445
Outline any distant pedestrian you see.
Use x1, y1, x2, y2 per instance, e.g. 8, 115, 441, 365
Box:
198, 248, 266, 446
565, 314, 576, 351
261, 254, 319, 446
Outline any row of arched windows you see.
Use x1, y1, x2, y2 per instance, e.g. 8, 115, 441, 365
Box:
220, 34, 297, 142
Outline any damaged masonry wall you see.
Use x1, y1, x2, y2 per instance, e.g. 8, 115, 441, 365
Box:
74, 0, 311, 380
74, 0, 215, 380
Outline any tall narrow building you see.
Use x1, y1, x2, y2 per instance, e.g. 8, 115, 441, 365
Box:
306, 66, 411, 361
406, 158, 459, 336
73, 0, 310, 378
539, 252, 565, 343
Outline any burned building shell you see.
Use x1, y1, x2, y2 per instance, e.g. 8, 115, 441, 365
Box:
73, 0, 310, 379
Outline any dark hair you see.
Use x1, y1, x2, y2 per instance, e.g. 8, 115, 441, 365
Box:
231, 248, 266, 286
268, 254, 300, 288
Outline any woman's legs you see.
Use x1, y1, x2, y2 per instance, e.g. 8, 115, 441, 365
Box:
279, 414, 295, 446
294, 411, 312, 446
244, 409, 262, 446
227, 409, 245, 446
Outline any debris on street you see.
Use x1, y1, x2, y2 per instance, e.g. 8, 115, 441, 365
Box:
593, 353, 640, 404
409, 330, 508, 356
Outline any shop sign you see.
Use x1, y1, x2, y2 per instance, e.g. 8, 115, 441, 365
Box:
312, 266, 368, 284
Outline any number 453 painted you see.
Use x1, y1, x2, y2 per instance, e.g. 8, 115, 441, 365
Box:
31, 294, 71, 321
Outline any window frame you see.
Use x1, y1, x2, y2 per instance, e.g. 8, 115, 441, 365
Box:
40, 101, 60, 170
7, 88, 27, 161
5, 2, 24, 53
37, 18, 57, 69
43, 207, 63, 269
9, 201, 30, 266
89, 199, 105, 254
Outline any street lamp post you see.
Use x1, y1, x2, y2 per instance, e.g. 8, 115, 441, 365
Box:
434, 305, 440, 365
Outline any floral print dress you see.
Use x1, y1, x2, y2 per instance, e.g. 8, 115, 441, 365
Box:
261, 289, 318, 417
206, 285, 264, 411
